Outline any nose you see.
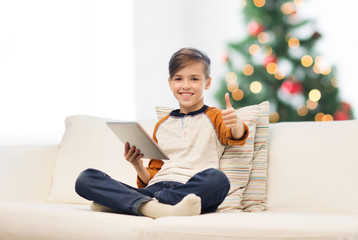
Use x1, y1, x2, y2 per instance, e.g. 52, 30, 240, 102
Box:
183, 79, 190, 89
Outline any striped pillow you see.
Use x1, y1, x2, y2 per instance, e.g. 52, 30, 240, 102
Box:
155, 102, 269, 212
217, 104, 260, 211
239, 101, 270, 212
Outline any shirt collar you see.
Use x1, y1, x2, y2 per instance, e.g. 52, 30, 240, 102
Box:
170, 105, 208, 117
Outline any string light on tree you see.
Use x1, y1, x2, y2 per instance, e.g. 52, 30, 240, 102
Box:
288, 37, 300, 49
225, 72, 238, 92
281, 2, 296, 15
301, 55, 313, 67
266, 63, 278, 75
250, 81, 262, 94
274, 70, 286, 80
309, 89, 321, 102
306, 99, 318, 110
270, 112, 280, 123
232, 89, 244, 101
242, 64, 254, 76
313, 56, 332, 75
297, 105, 308, 116
249, 44, 261, 56
225, 72, 237, 83
294, 0, 305, 7
253, 0, 266, 8
258, 32, 270, 44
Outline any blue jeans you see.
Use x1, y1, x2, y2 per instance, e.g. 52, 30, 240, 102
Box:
75, 168, 230, 216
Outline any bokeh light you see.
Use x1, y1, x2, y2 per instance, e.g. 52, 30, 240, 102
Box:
254, 0, 265, 8
288, 37, 300, 49
250, 81, 262, 93
242, 64, 254, 76
274, 70, 285, 80
270, 112, 280, 123
225, 72, 237, 82
315, 112, 324, 121
232, 89, 244, 101
331, 77, 338, 88
249, 44, 261, 56
258, 32, 270, 44
322, 114, 334, 121
281, 2, 295, 15
227, 81, 238, 92
309, 89, 321, 102
266, 62, 278, 74
313, 56, 332, 75
297, 105, 308, 116
316, 113, 334, 121
294, 0, 305, 7
306, 99, 318, 110
301, 55, 313, 67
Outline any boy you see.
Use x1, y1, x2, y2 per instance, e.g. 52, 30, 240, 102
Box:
75, 48, 248, 218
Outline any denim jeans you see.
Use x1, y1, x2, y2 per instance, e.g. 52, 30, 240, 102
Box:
75, 168, 230, 216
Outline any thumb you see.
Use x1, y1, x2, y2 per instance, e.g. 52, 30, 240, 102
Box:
225, 93, 232, 109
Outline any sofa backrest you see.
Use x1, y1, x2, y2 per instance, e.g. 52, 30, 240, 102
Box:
0, 146, 58, 202
266, 120, 358, 214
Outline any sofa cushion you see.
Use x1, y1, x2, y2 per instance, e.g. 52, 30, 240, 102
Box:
267, 120, 358, 214
0, 202, 153, 240
48, 115, 154, 204
144, 211, 358, 240
155, 102, 269, 212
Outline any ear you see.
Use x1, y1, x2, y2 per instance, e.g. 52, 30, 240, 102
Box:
205, 77, 212, 90
168, 78, 173, 90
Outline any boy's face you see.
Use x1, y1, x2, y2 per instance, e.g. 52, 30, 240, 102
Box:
168, 62, 211, 114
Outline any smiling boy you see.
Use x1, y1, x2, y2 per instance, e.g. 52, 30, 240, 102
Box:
75, 48, 248, 218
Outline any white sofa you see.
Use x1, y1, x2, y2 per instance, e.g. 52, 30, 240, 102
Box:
1, 115, 358, 240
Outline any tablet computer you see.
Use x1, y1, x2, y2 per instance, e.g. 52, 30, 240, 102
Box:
106, 122, 170, 160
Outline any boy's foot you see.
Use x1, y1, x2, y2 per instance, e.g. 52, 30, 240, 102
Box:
90, 202, 116, 213
139, 194, 201, 219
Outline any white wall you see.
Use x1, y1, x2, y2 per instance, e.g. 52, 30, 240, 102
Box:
0, 0, 134, 145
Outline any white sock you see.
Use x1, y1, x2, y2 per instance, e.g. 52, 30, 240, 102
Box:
138, 194, 201, 219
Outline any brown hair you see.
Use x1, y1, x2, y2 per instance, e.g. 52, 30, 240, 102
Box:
168, 47, 211, 79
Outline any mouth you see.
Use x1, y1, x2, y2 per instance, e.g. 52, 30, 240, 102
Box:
179, 92, 194, 99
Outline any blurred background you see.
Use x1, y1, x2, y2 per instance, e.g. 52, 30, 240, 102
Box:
0, 0, 356, 145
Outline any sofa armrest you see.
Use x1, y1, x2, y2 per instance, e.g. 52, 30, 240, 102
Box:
0, 145, 58, 202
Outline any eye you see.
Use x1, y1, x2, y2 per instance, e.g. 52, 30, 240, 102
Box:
192, 78, 199, 81
174, 78, 181, 81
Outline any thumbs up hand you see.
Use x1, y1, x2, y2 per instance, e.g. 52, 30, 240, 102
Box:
222, 93, 244, 139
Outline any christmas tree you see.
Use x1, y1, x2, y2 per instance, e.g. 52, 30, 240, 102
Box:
215, 0, 354, 122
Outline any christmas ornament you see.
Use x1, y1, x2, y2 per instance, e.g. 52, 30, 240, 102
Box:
248, 21, 265, 36
281, 79, 303, 94
334, 110, 350, 120
220, 53, 229, 63
263, 55, 277, 67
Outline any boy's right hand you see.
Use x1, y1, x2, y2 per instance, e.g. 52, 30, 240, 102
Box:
124, 142, 144, 167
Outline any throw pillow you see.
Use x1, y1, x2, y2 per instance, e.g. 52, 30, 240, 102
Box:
47, 115, 139, 204
239, 101, 270, 212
